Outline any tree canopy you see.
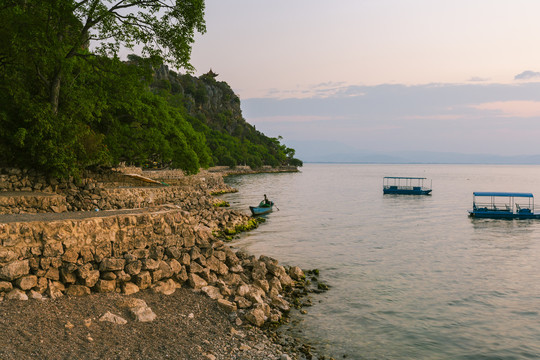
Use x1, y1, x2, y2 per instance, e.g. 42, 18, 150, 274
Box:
0, 1, 302, 178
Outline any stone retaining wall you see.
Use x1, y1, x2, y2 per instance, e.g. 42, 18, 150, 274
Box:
0, 208, 299, 327
0, 193, 68, 214
0, 169, 235, 214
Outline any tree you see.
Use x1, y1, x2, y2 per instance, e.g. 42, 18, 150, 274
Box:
1, 0, 206, 114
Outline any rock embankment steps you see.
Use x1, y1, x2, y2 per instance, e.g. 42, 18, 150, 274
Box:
0, 167, 312, 329
0, 166, 328, 359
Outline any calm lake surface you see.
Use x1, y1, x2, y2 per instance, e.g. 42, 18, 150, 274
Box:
221, 164, 540, 359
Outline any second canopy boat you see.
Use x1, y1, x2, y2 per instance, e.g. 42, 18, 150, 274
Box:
383, 176, 432, 195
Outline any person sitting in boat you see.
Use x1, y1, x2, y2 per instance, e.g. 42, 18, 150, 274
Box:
259, 194, 271, 207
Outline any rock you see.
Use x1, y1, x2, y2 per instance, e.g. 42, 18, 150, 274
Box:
271, 295, 291, 312
201, 286, 222, 300
236, 284, 250, 297
50, 205, 67, 213
279, 273, 294, 288
157, 261, 173, 279
254, 279, 269, 293
65, 285, 91, 296
122, 282, 140, 295
101, 271, 117, 281
152, 279, 177, 295
234, 296, 252, 309
130, 304, 157, 322
229, 264, 243, 273
99, 311, 128, 325
142, 258, 160, 270
289, 266, 305, 280
28, 290, 43, 300
245, 308, 267, 327
245, 285, 265, 304
251, 261, 267, 280
125, 260, 142, 275
0, 281, 13, 292
188, 273, 207, 289
189, 261, 205, 274
5, 288, 28, 301
134, 271, 152, 290
0, 260, 29, 281
100, 258, 126, 272
94, 279, 116, 293
168, 259, 182, 274
270, 310, 283, 323
48, 280, 64, 299
119, 298, 147, 309
217, 298, 237, 313
78, 265, 100, 287
13, 276, 35, 294
62, 249, 79, 263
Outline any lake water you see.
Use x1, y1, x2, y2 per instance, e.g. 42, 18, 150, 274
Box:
220, 164, 540, 359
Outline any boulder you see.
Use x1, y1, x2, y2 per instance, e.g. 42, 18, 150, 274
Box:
16, 275, 37, 291
130, 304, 157, 322
100, 258, 126, 272
122, 282, 140, 295
245, 308, 266, 327
99, 311, 127, 325
289, 266, 305, 280
134, 271, 152, 290
94, 279, 116, 293
188, 273, 208, 289
0, 281, 13, 293
152, 279, 177, 295
217, 298, 237, 313
125, 260, 142, 276
0, 260, 29, 281
65, 285, 91, 297
201, 286, 223, 300
5, 288, 28, 301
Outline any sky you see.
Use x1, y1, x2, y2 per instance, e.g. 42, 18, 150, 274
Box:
189, 0, 540, 160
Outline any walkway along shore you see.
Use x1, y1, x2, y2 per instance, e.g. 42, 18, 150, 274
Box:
0, 166, 332, 360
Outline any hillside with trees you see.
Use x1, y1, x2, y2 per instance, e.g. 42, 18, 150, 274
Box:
0, 0, 301, 178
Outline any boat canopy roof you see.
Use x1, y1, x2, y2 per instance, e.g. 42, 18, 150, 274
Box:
473, 192, 533, 198
383, 176, 427, 180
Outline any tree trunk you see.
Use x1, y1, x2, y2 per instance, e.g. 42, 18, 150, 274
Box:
50, 70, 61, 115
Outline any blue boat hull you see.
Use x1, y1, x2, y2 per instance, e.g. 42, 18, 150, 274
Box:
469, 210, 540, 219
250, 205, 273, 215
383, 188, 432, 195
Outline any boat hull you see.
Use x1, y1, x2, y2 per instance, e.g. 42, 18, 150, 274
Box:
249, 205, 273, 216
383, 189, 432, 195
469, 211, 540, 219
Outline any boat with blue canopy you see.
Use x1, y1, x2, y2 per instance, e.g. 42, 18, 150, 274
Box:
469, 192, 540, 219
383, 177, 432, 195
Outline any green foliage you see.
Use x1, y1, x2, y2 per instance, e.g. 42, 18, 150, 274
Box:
0, 2, 301, 178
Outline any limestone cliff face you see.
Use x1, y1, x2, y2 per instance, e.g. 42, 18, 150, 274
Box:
153, 65, 248, 136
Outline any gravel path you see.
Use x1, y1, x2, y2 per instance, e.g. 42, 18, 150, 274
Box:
0, 288, 299, 360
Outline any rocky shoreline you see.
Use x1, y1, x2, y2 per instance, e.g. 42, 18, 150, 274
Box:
0, 167, 332, 360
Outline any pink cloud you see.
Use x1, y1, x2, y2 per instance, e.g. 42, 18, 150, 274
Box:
471, 101, 540, 118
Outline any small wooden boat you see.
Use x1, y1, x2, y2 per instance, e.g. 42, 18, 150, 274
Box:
249, 201, 274, 216
383, 177, 432, 195
469, 192, 540, 219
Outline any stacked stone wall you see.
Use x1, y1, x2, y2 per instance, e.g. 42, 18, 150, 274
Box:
0, 208, 299, 326
0, 193, 68, 214
0, 169, 235, 214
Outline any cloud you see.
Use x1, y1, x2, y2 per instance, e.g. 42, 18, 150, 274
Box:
468, 76, 490, 82
471, 100, 540, 118
514, 70, 540, 80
